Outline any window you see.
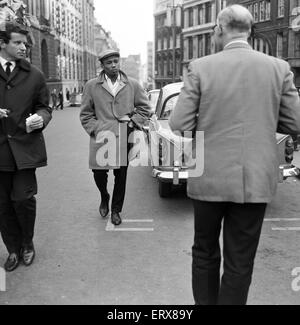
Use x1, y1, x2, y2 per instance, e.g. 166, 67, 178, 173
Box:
189, 8, 193, 27
161, 95, 179, 120
205, 34, 211, 56
198, 5, 205, 25
276, 33, 283, 58
259, 1, 265, 21
206, 2, 212, 24
265, 0, 271, 20
253, 3, 258, 22
188, 37, 193, 60
278, 0, 284, 17
198, 35, 204, 58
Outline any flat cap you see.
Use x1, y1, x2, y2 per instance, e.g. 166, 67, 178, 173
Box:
98, 49, 120, 62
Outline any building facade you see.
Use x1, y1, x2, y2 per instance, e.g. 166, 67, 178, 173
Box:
94, 21, 119, 75
121, 54, 142, 84
20, 0, 56, 82
147, 41, 155, 90
182, 0, 227, 76
154, 0, 184, 88
227, 0, 300, 88
49, 0, 96, 95
9, 0, 97, 97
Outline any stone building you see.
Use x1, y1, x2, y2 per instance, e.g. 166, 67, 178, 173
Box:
121, 54, 142, 83
181, 0, 227, 77
147, 41, 155, 90
154, 0, 183, 88
20, 0, 56, 82
16, 1, 97, 96
94, 21, 119, 75
49, 0, 96, 95
227, 0, 300, 89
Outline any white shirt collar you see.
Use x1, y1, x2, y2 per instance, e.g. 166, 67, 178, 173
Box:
0, 56, 16, 72
224, 40, 249, 49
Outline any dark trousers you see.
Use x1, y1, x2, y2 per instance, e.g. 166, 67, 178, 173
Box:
93, 167, 128, 213
0, 169, 37, 254
192, 200, 266, 305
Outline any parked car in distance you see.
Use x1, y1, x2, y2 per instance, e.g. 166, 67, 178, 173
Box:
147, 82, 300, 198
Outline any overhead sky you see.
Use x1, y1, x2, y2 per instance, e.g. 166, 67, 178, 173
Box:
94, 0, 154, 62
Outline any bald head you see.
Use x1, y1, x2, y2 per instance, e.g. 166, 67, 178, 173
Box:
218, 5, 253, 35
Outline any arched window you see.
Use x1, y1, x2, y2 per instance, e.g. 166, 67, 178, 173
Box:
41, 40, 49, 78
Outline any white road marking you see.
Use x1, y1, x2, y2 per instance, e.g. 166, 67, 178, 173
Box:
265, 218, 300, 222
110, 228, 154, 232
106, 218, 154, 232
272, 227, 300, 231
122, 219, 154, 223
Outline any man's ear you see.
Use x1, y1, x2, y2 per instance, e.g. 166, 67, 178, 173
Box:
0, 39, 5, 50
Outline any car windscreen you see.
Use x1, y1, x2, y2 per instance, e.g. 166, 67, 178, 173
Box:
160, 94, 179, 120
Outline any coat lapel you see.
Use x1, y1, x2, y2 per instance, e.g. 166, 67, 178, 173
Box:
8, 59, 31, 87
0, 64, 8, 81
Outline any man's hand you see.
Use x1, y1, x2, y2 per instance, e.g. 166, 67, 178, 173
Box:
0, 108, 9, 119
26, 114, 44, 133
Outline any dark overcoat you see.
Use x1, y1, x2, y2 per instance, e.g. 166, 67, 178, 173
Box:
0, 59, 52, 171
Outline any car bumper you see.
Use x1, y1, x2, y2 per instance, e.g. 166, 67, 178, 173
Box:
152, 168, 188, 185
153, 165, 300, 185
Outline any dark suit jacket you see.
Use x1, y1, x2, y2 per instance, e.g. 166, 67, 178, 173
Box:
0, 59, 52, 171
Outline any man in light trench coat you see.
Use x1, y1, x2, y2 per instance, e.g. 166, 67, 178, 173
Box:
169, 5, 300, 305
80, 49, 151, 226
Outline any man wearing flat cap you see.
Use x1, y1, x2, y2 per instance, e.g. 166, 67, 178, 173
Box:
80, 49, 151, 226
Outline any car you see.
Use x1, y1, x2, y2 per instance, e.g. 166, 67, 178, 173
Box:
147, 82, 300, 198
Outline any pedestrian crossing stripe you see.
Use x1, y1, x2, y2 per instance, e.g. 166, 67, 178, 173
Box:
265, 218, 300, 222
272, 227, 300, 231
106, 218, 154, 232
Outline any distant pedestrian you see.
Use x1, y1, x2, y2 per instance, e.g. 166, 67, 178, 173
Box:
169, 5, 300, 305
51, 88, 57, 110
57, 90, 64, 110
66, 88, 70, 101
0, 22, 52, 272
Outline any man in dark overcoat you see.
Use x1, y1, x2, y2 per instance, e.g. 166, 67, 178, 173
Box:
0, 23, 52, 272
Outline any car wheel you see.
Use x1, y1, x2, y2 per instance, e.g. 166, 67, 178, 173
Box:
159, 180, 172, 198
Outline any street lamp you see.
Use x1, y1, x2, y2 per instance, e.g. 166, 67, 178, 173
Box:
167, 0, 182, 83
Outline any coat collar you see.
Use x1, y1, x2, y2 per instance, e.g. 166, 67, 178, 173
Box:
97, 70, 128, 85
0, 58, 31, 82
223, 40, 252, 51
97, 70, 129, 97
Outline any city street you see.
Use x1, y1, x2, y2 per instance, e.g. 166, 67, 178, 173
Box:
0, 107, 300, 305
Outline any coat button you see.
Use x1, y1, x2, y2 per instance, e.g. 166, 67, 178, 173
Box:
7, 135, 12, 139
6, 85, 11, 90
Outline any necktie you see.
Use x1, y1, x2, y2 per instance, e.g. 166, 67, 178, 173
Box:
5, 62, 12, 77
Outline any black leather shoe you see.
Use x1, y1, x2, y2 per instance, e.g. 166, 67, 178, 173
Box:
21, 245, 35, 267
4, 253, 20, 272
99, 195, 110, 218
111, 212, 122, 226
